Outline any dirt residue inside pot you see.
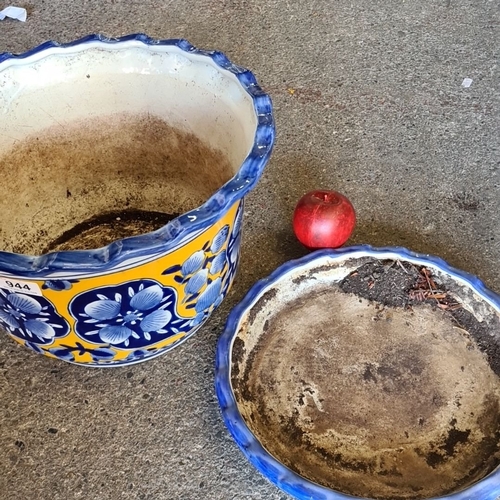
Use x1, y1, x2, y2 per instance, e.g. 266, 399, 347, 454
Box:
42, 210, 179, 253
0, 113, 234, 254
231, 261, 500, 500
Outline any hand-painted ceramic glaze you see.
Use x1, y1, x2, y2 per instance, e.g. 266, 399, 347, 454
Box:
0, 35, 274, 366
215, 246, 500, 500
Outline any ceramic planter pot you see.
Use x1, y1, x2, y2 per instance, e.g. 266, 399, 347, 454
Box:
216, 246, 500, 500
0, 34, 274, 366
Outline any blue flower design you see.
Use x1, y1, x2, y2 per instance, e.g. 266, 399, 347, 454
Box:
228, 232, 241, 271
195, 277, 222, 313
24, 341, 45, 354
70, 280, 185, 348
160, 203, 244, 331
99, 347, 163, 365
0, 289, 70, 345
223, 202, 243, 294
232, 202, 243, 238
93, 347, 164, 366
210, 250, 227, 275
28, 341, 163, 365
47, 346, 77, 362
58, 344, 116, 363
211, 225, 230, 254
189, 312, 206, 327
125, 348, 153, 361
42, 279, 79, 291
181, 250, 205, 276
185, 269, 208, 295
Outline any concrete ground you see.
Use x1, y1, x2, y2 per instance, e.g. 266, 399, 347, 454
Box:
0, 1, 498, 499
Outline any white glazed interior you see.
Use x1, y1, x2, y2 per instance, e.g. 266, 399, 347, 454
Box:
0, 41, 257, 255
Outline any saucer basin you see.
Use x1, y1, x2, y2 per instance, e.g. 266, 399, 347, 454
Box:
0, 35, 274, 366
215, 246, 500, 500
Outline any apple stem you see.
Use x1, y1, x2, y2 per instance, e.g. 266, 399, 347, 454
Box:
312, 191, 340, 204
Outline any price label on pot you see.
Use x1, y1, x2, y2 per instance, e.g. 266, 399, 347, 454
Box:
0, 277, 42, 296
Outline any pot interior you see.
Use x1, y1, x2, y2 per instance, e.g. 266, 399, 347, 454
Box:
0, 43, 257, 255
231, 256, 500, 500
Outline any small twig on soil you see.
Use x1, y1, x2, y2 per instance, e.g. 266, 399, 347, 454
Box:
434, 298, 462, 311
452, 326, 469, 337
408, 267, 462, 312
421, 268, 441, 305
396, 260, 409, 274
409, 289, 426, 301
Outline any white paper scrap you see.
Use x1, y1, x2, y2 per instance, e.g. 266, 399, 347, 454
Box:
0, 6, 27, 22
461, 77, 473, 88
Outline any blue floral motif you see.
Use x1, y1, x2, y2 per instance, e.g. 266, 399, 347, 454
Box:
42, 279, 79, 291
70, 280, 185, 349
181, 250, 205, 276
185, 269, 208, 295
196, 277, 222, 313
109, 347, 163, 365
21, 204, 245, 365
210, 251, 227, 275
47, 345, 78, 362
24, 341, 45, 354
162, 214, 240, 329
125, 348, 154, 361
52, 343, 117, 363
211, 225, 230, 254
223, 203, 243, 296
25, 341, 164, 365
158, 205, 244, 333
0, 289, 70, 345
233, 203, 243, 237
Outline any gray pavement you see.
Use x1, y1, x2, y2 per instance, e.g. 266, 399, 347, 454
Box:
0, 1, 499, 499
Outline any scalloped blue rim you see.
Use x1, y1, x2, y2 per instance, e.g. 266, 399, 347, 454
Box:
215, 245, 500, 500
0, 33, 274, 277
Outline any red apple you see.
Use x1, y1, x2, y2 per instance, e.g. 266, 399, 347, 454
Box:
293, 190, 356, 249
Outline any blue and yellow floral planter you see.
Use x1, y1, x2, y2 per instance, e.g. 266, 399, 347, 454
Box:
1, 202, 243, 366
0, 35, 274, 366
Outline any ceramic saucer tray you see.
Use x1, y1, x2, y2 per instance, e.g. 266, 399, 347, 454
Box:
216, 246, 500, 500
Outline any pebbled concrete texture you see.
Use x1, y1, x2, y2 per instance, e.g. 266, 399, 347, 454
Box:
0, 1, 498, 499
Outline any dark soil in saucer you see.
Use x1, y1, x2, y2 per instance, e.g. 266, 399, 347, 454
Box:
231, 259, 500, 500
339, 260, 500, 377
